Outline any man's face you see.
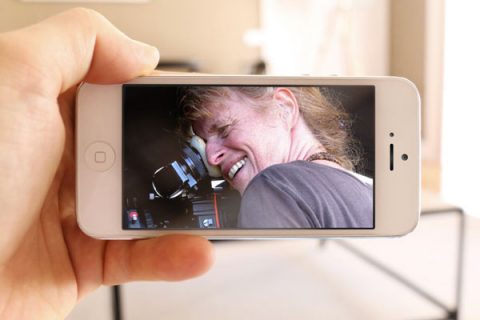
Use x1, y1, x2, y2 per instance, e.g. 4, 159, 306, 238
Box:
192, 93, 292, 194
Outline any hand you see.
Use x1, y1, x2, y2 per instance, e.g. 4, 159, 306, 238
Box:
0, 8, 214, 319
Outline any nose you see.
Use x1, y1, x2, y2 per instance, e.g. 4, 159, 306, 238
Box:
205, 139, 225, 166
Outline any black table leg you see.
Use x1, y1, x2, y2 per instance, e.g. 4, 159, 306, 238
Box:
112, 285, 122, 320
329, 207, 465, 320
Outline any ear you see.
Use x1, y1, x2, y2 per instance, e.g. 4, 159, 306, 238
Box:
273, 87, 299, 130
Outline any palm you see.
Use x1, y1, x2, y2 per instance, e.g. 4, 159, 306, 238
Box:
0, 10, 213, 318
0, 87, 213, 319
0, 89, 104, 318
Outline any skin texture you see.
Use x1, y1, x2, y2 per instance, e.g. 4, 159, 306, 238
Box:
0, 8, 214, 320
193, 88, 334, 194
194, 91, 291, 194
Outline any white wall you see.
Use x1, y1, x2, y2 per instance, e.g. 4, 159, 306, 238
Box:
442, 0, 480, 217
260, 0, 389, 75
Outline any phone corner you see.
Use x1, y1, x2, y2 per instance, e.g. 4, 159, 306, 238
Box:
76, 214, 103, 240
396, 213, 421, 237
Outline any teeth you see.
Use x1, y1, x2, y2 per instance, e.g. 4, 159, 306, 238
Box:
228, 158, 247, 180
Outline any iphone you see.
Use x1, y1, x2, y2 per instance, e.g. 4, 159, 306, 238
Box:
76, 74, 420, 239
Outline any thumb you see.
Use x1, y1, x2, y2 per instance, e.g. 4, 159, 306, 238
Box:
0, 7, 160, 97
0, 8, 158, 261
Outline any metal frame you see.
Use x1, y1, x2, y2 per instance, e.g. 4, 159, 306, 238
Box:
110, 207, 465, 320
331, 207, 465, 320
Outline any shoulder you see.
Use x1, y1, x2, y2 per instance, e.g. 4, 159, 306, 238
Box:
239, 161, 373, 228
242, 160, 373, 208
245, 161, 368, 191
238, 162, 318, 228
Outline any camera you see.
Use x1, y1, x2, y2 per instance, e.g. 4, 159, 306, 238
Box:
149, 139, 240, 229
123, 136, 240, 230
148, 143, 240, 228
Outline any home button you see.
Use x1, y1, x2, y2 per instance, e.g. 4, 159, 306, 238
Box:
85, 142, 116, 171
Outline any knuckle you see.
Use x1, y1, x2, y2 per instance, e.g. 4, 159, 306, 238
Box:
67, 7, 101, 21
64, 7, 107, 31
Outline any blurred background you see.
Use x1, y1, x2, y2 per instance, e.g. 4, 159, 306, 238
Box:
1, 0, 479, 319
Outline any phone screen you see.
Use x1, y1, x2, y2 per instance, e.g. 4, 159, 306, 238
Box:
122, 85, 374, 230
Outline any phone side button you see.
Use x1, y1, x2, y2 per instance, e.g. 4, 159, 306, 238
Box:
84, 142, 116, 172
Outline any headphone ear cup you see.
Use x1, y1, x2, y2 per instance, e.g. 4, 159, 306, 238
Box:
190, 135, 222, 178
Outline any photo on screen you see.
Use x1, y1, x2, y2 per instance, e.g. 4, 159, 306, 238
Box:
122, 85, 374, 230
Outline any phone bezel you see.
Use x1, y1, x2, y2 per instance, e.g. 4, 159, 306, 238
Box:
76, 74, 420, 239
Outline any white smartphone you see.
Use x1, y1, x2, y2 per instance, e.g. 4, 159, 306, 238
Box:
76, 74, 420, 239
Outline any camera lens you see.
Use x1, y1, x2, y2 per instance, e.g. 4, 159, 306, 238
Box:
401, 154, 408, 161
152, 144, 209, 199
152, 164, 184, 198
182, 145, 207, 179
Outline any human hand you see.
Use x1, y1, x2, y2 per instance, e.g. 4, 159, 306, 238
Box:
0, 8, 214, 319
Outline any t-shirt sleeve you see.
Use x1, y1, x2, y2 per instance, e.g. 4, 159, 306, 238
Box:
238, 174, 317, 228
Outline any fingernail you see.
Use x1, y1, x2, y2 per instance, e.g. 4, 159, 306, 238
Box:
143, 45, 160, 75
136, 41, 160, 75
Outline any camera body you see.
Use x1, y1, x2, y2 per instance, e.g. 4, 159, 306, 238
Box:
124, 178, 240, 230
125, 138, 240, 230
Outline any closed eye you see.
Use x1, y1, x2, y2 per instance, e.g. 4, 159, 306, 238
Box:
218, 125, 231, 138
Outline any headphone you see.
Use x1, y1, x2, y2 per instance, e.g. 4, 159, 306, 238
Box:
188, 127, 222, 178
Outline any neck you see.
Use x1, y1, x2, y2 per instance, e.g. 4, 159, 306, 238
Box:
286, 118, 325, 162
287, 141, 324, 162
286, 118, 342, 169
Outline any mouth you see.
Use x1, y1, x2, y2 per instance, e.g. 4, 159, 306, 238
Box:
227, 157, 247, 180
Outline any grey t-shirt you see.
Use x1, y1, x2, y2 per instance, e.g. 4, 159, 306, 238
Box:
238, 161, 373, 228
